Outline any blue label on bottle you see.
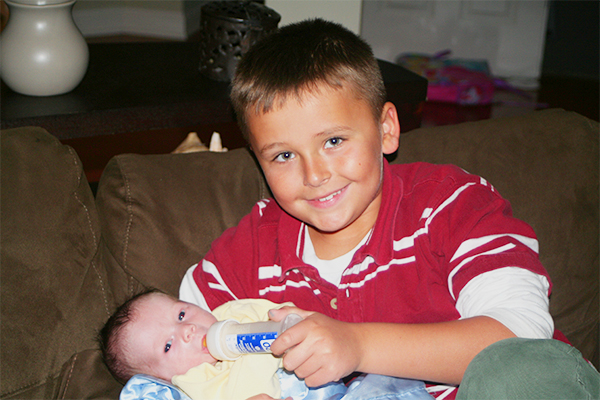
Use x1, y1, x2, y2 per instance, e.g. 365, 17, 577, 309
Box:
225, 332, 278, 354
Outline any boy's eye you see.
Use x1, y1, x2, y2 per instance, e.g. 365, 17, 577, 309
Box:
324, 137, 343, 149
274, 151, 295, 162
165, 339, 172, 353
178, 310, 185, 321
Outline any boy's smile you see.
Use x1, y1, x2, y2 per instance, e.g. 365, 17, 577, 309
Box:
248, 84, 400, 259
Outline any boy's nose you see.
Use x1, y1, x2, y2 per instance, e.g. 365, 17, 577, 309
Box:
303, 157, 330, 187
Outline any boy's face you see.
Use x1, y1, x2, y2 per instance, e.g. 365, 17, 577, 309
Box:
123, 293, 217, 381
248, 85, 399, 248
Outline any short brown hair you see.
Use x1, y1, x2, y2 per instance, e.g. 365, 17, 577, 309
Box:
231, 18, 386, 141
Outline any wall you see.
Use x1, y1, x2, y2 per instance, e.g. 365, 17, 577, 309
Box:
361, 0, 549, 86
265, 0, 362, 33
73, 0, 191, 40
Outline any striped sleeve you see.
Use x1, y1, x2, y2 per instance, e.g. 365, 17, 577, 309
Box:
415, 170, 550, 301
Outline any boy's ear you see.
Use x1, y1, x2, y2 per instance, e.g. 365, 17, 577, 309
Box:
380, 102, 401, 155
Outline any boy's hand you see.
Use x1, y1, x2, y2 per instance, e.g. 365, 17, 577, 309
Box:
269, 307, 363, 387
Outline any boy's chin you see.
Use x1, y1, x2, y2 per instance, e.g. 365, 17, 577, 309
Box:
307, 220, 351, 235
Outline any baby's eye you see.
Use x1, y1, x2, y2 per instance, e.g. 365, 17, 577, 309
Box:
165, 339, 172, 353
324, 137, 343, 149
274, 151, 295, 162
178, 310, 185, 321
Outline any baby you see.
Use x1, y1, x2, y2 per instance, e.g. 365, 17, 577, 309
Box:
99, 290, 433, 400
99, 289, 288, 399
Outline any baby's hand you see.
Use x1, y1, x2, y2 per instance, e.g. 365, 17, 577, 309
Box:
269, 307, 363, 387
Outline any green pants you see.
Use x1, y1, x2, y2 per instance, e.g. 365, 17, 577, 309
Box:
456, 338, 599, 399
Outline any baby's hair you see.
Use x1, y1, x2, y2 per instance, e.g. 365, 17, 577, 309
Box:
231, 18, 387, 141
98, 288, 164, 384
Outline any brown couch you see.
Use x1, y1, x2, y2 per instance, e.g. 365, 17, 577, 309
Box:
2, 108, 598, 399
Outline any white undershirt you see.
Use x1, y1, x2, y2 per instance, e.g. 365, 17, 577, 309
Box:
302, 225, 372, 287
456, 266, 553, 338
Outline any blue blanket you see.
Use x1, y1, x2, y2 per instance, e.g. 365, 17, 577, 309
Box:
120, 370, 433, 400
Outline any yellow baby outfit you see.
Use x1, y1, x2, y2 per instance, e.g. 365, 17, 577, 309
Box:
172, 299, 291, 400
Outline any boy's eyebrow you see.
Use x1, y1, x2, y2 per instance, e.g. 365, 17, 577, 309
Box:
315, 125, 352, 137
258, 142, 285, 156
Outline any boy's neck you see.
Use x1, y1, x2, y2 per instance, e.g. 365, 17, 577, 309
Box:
307, 224, 372, 260
306, 188, 383, 260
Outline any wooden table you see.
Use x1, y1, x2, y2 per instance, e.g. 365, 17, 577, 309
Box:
1, 42, 427, 183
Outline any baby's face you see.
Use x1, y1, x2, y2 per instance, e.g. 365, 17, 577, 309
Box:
124, 293, 217, 381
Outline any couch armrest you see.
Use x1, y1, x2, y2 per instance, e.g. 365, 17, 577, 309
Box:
1, 127, 111, 399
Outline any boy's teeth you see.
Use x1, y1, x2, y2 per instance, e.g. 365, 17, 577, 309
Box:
318, 190, 341, 202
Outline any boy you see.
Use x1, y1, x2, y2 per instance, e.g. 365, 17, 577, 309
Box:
181, 18, 598, 398
100, 290, 432, 400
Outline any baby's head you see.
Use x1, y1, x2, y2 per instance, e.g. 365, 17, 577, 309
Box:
231, 18, 387, 142
99, 289, 217, 383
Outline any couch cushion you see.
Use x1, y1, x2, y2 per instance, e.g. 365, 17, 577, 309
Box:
395, 109, 599, 366
1, 127, 112, 398
95, 148, 270, 306
55, 349, 122, 399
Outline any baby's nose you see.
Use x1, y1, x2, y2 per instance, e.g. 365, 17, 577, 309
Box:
183, 324, 196, 342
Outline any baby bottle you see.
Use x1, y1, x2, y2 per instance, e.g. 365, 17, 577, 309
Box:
205, 313, 302, 360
